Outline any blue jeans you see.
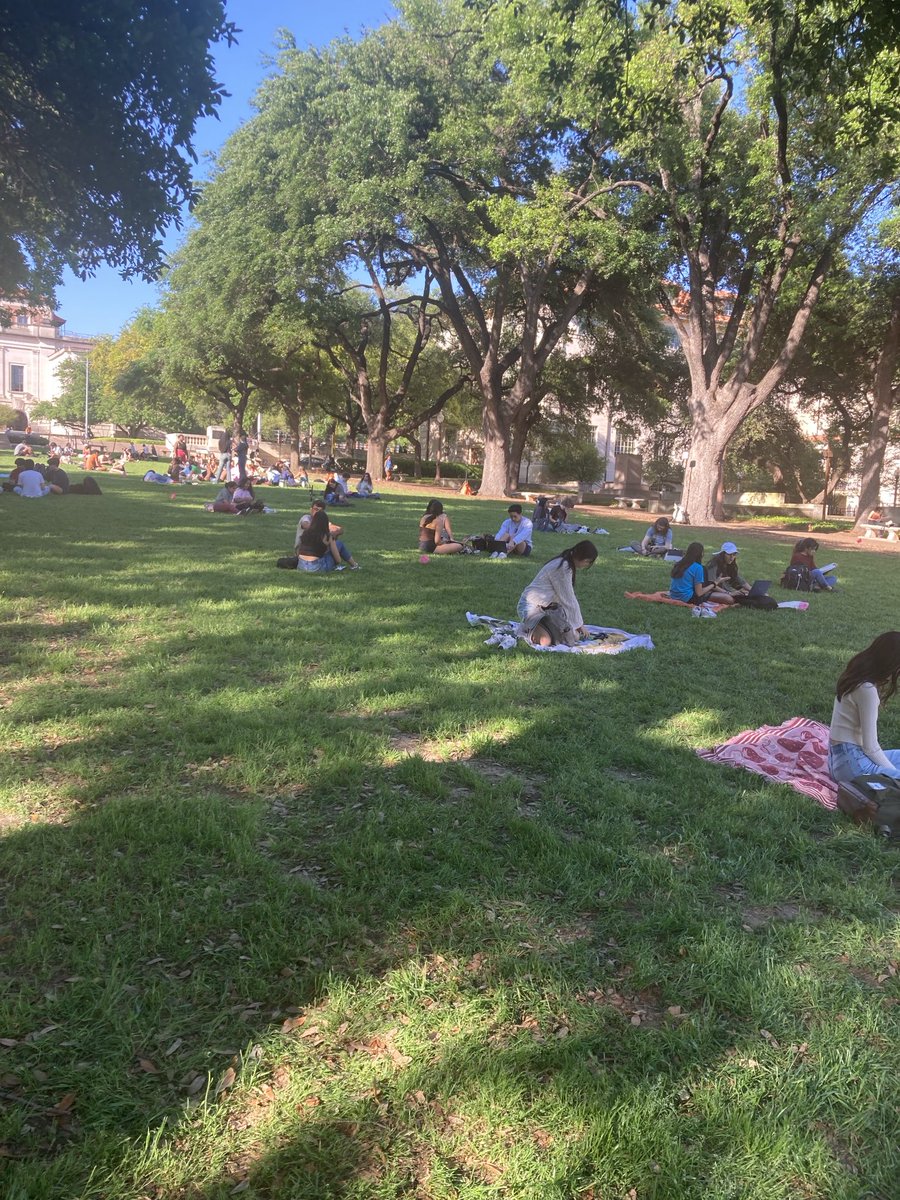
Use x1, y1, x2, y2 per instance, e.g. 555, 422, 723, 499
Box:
296, 552, 338, 573
829, 741, 900, 782
811, 568, 836, 589
333, 539, 352, 563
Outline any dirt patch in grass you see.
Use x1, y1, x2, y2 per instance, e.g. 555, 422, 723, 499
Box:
741, 903, 801, 928
388, 731, 446, 761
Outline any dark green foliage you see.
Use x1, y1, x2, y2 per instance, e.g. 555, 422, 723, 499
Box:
0, 2, 236, 297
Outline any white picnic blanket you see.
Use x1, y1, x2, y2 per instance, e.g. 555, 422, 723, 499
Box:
465, 612, 654, 655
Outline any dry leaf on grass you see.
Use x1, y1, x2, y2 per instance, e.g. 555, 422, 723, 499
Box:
215, 1067, 237, 1095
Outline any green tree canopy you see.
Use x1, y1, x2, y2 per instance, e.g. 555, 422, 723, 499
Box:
0, 2, 236, 301
496, 0, 900, 519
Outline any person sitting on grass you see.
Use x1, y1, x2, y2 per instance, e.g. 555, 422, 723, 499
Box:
629, 516, 677, 557
517, 540, 598, 646
295, 500, 357, 567
209, 481, 239, 512
418, 499, 464, 555
669, 542, 735, 605
323, 473, 351, 505
493, 503, 533, 557
13, 460, 62, 498
787, 538, 837, 591
706, 541, 750, 597
233, 478, 265, 514
829, 631, 900, 782
44, 456, 70, 494
357, 472, 380, 499
296, 509, 359, 573
532, 496, 551, 531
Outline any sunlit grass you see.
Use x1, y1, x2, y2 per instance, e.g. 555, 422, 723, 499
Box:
0, 454, 897, 1199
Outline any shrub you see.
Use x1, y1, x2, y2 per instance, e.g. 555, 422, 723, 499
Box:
0, 404, 27, 430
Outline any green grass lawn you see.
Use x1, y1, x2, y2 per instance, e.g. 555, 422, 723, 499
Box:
1, 461, 897, 1200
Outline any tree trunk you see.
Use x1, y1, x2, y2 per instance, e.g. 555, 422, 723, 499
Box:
480, 433, 511, 497
286, 409, 301, 470
855, 295, 900, 526
410, 436, 423, 478
679, 420, 733, 525
366, 433, 389, 480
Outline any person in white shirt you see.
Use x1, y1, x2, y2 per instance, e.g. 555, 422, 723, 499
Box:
13, 460, 62, 498
517, 541, 598, 646
829, 631, 900, 781
493, 504, 534, 557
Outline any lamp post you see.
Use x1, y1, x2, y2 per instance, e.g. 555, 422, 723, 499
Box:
821, 444, 833, 521
83, 350, 92, 446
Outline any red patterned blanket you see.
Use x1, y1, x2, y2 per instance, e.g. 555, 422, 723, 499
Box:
696, 717, 838, 810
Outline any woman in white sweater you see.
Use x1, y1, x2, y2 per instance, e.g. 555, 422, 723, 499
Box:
517, 541, 598, 646
829, 631, 900, 781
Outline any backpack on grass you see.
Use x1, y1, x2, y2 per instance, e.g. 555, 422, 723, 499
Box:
780, 564, 811, 591
734, 593, 779, 611
836, 774, 900, 839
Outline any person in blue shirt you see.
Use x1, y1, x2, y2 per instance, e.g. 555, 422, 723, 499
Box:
669, 542, 735, 605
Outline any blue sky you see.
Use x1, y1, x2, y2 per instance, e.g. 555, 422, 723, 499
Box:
56, 0, 396, 337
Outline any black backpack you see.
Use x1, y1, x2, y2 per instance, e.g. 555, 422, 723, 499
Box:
780, 564, 811, 591
837, 774, 900, 839
734, 593, 779, 611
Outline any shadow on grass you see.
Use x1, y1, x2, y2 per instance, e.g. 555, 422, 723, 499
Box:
1, 486, 897, 1198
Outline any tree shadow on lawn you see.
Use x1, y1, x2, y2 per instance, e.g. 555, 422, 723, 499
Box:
2, 497, 898, 1195
2, 682, 897, 1197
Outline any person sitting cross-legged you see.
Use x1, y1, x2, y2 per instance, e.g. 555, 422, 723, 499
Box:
493, 503, 533, 558
669, 542, 735, 605
705, 541, 750, 597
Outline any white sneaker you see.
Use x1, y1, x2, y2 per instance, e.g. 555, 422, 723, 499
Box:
497, 552, 507, 559
489, 552, 499, 559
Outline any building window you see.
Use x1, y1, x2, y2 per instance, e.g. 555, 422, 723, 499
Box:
614, 434, 636, 455
16, 313, 28, 326
10, 364, 25, 392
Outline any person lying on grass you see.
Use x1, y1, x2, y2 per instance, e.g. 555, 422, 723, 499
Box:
669, 543, 735, 605
419, 499, 464, 555
517, 540, 598, 646
705, 541, 750, 597
829, 631, 900, 782
296, 509, 359, 573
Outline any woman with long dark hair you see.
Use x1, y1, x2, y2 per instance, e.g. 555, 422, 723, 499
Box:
296, 509, 359, 573
418, 499, 463, 555
788, 538, 836, 591
669, 543, 734, 605
829, 632, 900, 781
517, 540, 598, 646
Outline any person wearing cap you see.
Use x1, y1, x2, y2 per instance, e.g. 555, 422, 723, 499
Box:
706, 542, 750, 597
632, 516, 678, 557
